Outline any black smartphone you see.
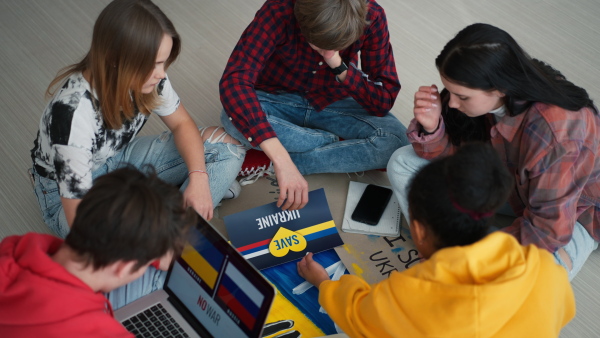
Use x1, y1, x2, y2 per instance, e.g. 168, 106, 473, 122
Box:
351, 184, 393, 226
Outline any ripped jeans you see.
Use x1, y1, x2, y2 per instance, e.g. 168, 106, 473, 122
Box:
32, 127, 244, 238
31, 128, 245, 309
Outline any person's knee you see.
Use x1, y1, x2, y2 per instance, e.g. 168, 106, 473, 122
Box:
557, 247, 573, 271
385, 131, 408, 150
368, 126, 405, 151
366, 119, 408, 157
378, 115, 408, 140
360, 133, 403, 170
387, 145, 416, 173
199, 126, 241, 145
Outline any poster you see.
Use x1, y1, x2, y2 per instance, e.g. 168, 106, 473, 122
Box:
224, 188, 344, 270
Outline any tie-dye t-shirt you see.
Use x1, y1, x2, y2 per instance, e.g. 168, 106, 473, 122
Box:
30, 72, 180, 199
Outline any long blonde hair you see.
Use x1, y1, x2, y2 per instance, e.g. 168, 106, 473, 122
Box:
46, 0, 181, 129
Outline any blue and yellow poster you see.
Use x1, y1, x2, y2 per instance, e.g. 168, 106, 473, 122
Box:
224, 188, 344, 270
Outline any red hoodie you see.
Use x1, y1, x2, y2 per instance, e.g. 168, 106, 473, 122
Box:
0, 233, 132, 337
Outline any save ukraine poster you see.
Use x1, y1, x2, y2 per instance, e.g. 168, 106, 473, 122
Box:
224, 188, 344, 270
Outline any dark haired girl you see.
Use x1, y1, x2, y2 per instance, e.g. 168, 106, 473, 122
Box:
299, 143, 574, 337
388, 23, 599, 280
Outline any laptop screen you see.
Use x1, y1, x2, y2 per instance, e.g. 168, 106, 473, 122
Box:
164, 219, 274, 337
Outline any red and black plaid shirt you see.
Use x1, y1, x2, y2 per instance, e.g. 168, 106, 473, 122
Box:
219, 0, 400, 146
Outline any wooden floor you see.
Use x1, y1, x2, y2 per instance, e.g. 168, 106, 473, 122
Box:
0, 0, 598, 336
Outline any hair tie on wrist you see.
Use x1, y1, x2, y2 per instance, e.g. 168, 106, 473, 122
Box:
188, 169, 208, 177
451, 200, 494, 221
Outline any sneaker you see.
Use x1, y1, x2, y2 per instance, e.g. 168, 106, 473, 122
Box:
222, 179, 242, 200
238, 149, 271, 177
239, 162, 274, 186
238, 149, 275, 186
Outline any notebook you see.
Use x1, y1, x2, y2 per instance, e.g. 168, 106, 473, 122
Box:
114, 217, 275, 338
341, 181, 402, 237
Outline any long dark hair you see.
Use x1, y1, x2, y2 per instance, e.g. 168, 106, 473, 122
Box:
436, 23, 597, 145
408, 143, 513, 250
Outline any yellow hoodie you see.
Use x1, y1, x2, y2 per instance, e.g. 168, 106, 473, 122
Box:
319, 232, 575, 337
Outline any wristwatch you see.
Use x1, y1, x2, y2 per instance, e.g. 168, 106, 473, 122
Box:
329, 61, 348, 75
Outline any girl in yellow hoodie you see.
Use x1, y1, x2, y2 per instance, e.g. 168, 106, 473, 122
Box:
298, 143, 575, 337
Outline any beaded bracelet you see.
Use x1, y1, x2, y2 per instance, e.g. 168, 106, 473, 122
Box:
188, 169, 208, 177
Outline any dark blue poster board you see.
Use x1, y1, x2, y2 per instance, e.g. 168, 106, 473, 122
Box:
224, 188, 344, 269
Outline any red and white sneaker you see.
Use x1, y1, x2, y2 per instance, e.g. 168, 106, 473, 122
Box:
238, 149, 274, 186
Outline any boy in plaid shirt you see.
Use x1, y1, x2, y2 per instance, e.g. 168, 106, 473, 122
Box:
220, 0, 408, 210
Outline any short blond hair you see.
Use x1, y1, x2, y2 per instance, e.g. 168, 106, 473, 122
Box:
294, 0, 369, 51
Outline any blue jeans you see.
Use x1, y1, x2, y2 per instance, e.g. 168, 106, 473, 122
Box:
32, 129, 244, 238
387, 145, 599, 281
31, 129, 244, 309
221, 91, 408, 175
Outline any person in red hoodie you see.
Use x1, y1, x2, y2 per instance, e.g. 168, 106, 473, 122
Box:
0, 166, 196, 337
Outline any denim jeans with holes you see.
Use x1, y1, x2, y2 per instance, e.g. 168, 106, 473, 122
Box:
31, 129, 244, 309
221, 90, 408, 174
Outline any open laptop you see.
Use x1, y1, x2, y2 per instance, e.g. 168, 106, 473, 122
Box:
114, 217, 275, 338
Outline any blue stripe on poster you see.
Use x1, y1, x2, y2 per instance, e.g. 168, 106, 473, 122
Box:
304, 227, 339, 241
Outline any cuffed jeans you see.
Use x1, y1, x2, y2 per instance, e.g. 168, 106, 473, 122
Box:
31, 128, 244, 309
221, 91, 408, 175
387, 144, 598, 281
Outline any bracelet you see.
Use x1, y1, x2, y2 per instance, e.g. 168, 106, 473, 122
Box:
188, 169, 208, 177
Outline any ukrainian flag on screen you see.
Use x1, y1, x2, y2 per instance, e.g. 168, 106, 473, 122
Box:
217, 262, 264, 330
181, 236, 224, 289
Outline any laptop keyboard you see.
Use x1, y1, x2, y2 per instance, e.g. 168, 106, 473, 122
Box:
121, 303, 190, 338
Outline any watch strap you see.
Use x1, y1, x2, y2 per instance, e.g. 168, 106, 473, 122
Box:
330, 61, 348, 75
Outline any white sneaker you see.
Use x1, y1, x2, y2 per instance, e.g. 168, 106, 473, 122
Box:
222, 179, 242, 199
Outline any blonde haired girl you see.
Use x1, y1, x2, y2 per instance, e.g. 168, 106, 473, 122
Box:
31, 0, 244, 237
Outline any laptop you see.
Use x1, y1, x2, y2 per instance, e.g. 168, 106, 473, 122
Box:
114, 217, 275, 338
